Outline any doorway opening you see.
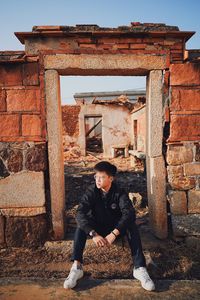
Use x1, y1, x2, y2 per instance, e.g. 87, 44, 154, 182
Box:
59, 75, 148, 237
85, 115, 103, 154
44, 54, 167, 240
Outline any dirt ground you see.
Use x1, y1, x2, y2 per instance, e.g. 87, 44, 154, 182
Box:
0, 155, 200, 282
1, 278, 200, 300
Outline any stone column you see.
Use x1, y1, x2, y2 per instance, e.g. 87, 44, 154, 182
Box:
146, 70, 168, 239
45, 70, 65, 239
79, 109, 86, 156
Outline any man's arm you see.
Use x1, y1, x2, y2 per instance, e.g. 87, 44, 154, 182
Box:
114, 192, 136, 234
75, 191, 95, 235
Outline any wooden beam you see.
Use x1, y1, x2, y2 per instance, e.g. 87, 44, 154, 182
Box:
86, 118, 102, 137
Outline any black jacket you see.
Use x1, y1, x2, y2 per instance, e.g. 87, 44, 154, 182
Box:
76, 181, 136, 235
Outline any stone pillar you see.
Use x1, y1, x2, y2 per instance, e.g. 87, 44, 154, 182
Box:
45, 70, 65, 239
79, 110, 86, 156
146, 70, 168, 239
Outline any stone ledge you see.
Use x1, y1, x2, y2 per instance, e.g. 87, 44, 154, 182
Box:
0, 207, 46, 217
171, 214, 200, 236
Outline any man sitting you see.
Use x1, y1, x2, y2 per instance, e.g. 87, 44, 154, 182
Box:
64, 161, 155, 291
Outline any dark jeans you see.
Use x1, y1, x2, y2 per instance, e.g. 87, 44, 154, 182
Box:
70, 221, 146, 268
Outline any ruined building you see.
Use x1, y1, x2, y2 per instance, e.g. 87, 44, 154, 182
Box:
62, 89, 146, 160
0, 23, 200, 247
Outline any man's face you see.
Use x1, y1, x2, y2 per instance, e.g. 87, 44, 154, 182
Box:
94, 171, 113, 189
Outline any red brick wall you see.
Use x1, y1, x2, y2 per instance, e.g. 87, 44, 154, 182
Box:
62, 105, 81, 136
166, 61, 200, 221
0, 58, 46, 142
33, 36, 183, 65
168, 62, 200, 142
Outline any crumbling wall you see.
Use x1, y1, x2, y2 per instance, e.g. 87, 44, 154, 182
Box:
78, 104, 131, 157
62, 105, 81, 160
0, 53, 49, 247
131, 105, 146, 152
61, 103, 131, 158
166, 61, 200, 241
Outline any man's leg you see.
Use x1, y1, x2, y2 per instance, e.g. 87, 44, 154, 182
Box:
125, 221, 155, 291
70, 226, 87, 264
64, 225, 108, 289
125, 221, 146, 268
63, 227, 86, 289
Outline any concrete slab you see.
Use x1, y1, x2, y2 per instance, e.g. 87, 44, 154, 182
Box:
0, 171, 45, 208
44, 54, 167, 75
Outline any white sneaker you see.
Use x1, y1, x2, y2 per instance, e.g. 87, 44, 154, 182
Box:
133, 266, 155, 291
63, 262, 84, 289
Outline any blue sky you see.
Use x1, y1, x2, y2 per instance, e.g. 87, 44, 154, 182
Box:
1, 0, 199, 103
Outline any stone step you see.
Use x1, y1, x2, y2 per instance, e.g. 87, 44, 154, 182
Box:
51, 228, 166, 250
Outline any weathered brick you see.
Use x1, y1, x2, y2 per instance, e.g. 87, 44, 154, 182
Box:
25, 143, 47, 171
168, 190, 187, 215
0, 89, 6, 111
6, 89, 40, 112
22, 62, 39, 86
0, 115, 20, 137
170, 63, 200, 86
22, 115, 41, 136
167, 165, 183, 177
188, 190, 200, 213
76, 38, 92, 43
130, 43, 146, 49
79, 43, 97, 49
170, 88, 200, 111
168, 114, 200, 141
114, 43, 130, 49
145, 44, 163, 51
184, 162, 200, 176
0, 64, 22, 86
5, 214, 47, 247
97, 44, 115, 50
167, 165, 195, 190
7, 150, 23, 173
170, 53, 183, 63
143, 37, 165, 43
170, 42, 183, 50
98, 37, 143, 44
166, 145, 193, 165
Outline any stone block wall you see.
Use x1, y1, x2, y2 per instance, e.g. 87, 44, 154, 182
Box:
166, 62, 200, 240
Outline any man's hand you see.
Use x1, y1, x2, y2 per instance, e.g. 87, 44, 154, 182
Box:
105, 229, 120, 245
105, 233, 116, 245
92, 234, 108, 247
